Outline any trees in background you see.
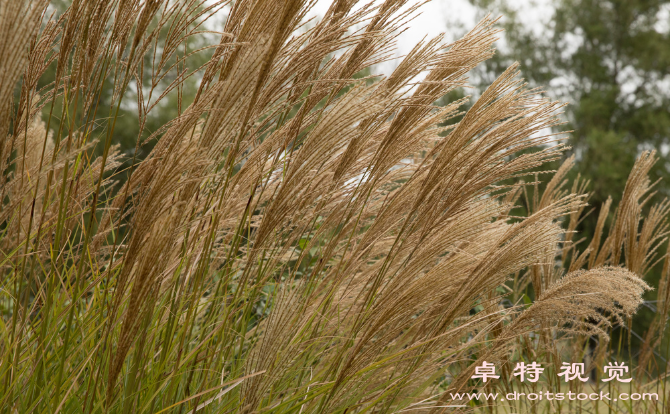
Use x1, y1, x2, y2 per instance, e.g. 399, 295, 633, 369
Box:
472, 0, 670, 208
468, 0, 670, 360
39, 1, 217, 176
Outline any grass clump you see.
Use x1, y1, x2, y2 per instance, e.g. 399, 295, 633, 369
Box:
0, 0, 667, 413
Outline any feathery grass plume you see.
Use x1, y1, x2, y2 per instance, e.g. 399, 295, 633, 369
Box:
0, 0, 47, 184
0, 0, 662, 412
441, 267, 648, 396
639, 248, 670, 377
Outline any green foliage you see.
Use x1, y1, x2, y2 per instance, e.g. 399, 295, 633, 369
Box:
472, 0, 670, 205
469, 0, 670, 362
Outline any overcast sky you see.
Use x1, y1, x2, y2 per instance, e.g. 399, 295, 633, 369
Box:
203, 0, 557, 74
309, 0, 555, 74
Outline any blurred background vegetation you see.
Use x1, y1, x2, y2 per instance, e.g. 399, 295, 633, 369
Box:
40, 0, 218, 182
465, 0, 670, 363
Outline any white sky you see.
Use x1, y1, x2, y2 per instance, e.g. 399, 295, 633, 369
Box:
309, 0, 554, 74
204, 0, 557, 75
310, 0, 477, 74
